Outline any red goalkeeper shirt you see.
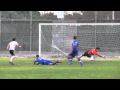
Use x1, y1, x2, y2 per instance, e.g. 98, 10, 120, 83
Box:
87, 48, 99, 55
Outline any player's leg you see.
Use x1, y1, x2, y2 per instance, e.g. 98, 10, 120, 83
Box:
76, 55, 83, 66
67, 51, 76, 65
44, 60, 52, 65
57, 60, 62, 63
76, 51, 83, 66
90, 55, 94, 61
67, 54, 73, 65
52, 61, 57, 65
9, 50, 15, 65
76, 56, 83, 66
85, 54, 93, 61
79, 52, 87, 58
48, 61, 56, 65
52, 60, 62, 65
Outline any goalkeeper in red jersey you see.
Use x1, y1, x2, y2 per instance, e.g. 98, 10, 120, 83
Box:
79, 47, 105, 61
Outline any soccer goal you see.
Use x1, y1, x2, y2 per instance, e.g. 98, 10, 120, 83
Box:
39, 23, 120, 57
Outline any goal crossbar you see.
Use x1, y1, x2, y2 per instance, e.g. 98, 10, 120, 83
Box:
39, 23, 120, 26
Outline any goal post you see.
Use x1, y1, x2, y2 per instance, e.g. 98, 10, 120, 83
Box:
39, 23, 120, 57
39, 24, 42, 56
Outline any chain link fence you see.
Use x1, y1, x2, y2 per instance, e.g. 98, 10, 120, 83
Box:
0, 11, 120, 58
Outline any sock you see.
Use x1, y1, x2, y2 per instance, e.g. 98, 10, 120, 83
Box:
80, 61, 83, 65
68, 57, 72, 64
78, 58, 83, 65
78, 58, 80, 62
90, 56, 94, 61
10, 56, 15, 62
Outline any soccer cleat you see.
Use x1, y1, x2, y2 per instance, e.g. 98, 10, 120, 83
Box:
9, 62, 14, 65
69, 62, 72, 65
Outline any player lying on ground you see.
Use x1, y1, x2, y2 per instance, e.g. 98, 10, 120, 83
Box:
34, 55, 62, 65
79, 47, 105, 61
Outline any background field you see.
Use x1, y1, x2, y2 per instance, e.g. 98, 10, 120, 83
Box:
0, 57, 120, 79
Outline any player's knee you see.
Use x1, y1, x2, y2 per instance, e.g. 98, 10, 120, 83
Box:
76, 56, 80, 59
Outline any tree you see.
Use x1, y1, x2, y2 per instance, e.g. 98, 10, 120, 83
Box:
32, 11, 41, 19
1, 11, 42, 19
1, 11, 22, 19
41, 12, 57, 20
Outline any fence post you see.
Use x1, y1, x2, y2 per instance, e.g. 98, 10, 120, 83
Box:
0, 11, 1, 51
30, 11, 32, 54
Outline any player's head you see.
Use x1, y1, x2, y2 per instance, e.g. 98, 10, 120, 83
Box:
36, 55, 39, 58
12, 38, 16, 41
96, 47, 100, 50
73, 36, 77, 39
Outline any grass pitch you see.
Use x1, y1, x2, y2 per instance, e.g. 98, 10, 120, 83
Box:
0, 57, 120, 79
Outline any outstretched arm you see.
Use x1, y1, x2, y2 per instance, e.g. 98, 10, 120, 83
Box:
37, 63, 40, 65
16, 42, 21, 48
17, 44, 21, 48
98, 54, 106, 58
6, 44, 10, 50
34, 61, 37, 65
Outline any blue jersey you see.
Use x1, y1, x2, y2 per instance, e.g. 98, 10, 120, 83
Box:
35, 57, 52, 65
35, 57, 45, 64
70, 39, 79, 51
69, 39, 79, 58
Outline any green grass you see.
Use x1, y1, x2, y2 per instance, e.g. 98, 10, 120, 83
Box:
0, 57, 120, 79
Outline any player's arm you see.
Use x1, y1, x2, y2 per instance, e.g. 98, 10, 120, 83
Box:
70, 41, 76, 50
17, 44, 21, 48
71, 43, 77, 51
98, 54, 106, 58
34, 61, 37, 65
72, 42, 78, 48
72, 44, 76, 49
95, 50, 105, 58
6, 44, 10, 50
97, 54, 103, 57
36, 63, 39, 65
16, 42, 21, 48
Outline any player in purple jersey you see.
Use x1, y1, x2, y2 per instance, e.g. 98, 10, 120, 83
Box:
34, 55, 62, 65
67, 36, 83, 66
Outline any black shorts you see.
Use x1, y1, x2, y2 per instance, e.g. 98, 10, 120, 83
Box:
9, 50, 15, 56
82, 52, 91, 58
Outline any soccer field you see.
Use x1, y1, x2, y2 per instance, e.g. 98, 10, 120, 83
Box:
0, 57, 120, 79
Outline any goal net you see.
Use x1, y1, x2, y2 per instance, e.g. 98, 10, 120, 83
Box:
39, 23, 120, 58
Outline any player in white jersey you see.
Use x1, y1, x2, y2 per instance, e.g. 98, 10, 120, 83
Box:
7, 38, 21, 65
